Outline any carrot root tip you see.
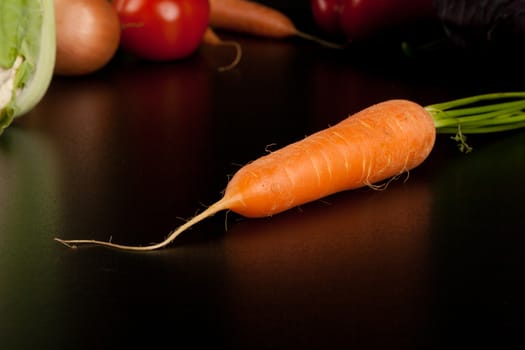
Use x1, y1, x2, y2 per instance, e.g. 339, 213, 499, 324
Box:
202, 27, 243, 72
54, 238, 78, 249
202, 39, 243, 72
54, 198, 231, 251
216, 40, 243, 72
295, 31, 348, 49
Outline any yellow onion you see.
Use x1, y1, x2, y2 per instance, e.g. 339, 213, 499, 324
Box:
54, 0, 121, 76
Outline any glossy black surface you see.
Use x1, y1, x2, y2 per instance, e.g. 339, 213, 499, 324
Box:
2, 16, 525, 349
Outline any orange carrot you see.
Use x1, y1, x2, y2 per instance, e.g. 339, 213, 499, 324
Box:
201, 27, 242, 72
55, 100, 434, 250
54, 92, 525, 251
208, 0, 344, 48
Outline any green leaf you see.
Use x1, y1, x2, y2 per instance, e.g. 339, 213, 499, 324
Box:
0, 0, 56, 134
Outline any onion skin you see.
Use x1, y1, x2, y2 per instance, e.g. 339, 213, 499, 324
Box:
54, 0, 121, 76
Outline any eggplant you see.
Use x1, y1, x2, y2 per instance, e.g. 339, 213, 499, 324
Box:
434, 0, 525, 50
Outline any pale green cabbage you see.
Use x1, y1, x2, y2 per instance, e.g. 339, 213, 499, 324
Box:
0, 0, 55, 134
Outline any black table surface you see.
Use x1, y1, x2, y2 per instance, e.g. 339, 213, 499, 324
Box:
2, 24, 525, 349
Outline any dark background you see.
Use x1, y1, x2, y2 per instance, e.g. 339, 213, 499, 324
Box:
1, 1, 525, 349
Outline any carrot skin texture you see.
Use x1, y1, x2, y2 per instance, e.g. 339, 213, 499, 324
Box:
54, 99, 436, 251
224, 100, 436, 217
208, 0, 298, 38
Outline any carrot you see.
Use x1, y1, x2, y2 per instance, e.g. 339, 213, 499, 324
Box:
208, 0, 345, 48
201, 27, 242, 72
54, 92, 525, 251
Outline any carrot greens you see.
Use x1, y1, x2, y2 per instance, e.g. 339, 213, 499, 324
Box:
425, 92, 525, 152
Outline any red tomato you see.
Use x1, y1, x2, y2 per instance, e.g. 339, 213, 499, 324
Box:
310, 0, 344, 36
112, 0, 210, 61
311, 0, 434, 41
339, 0, 434, 41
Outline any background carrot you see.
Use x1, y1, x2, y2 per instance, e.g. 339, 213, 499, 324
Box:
201, 27, 242, 71
54, 92, 525, 251
208, 0, 344, 48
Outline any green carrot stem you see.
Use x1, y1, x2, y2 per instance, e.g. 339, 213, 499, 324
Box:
425, 92, 525, 112
430, 100, 525, 119
432, 106, 525, 129
437, 121, 525, 134
424, 92, 525, 152
424, 92, 525, 132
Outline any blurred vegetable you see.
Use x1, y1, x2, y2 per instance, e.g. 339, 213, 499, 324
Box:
0, 0, 55, 134
209, 0, 344, 48
210, 0, 300, 38
310, 0, 344, 37
201, 27, 243, 71
54, 0, 121, 76
311, 0, 434, 41
112, 0, 210, 61
434, 0, 525, 51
